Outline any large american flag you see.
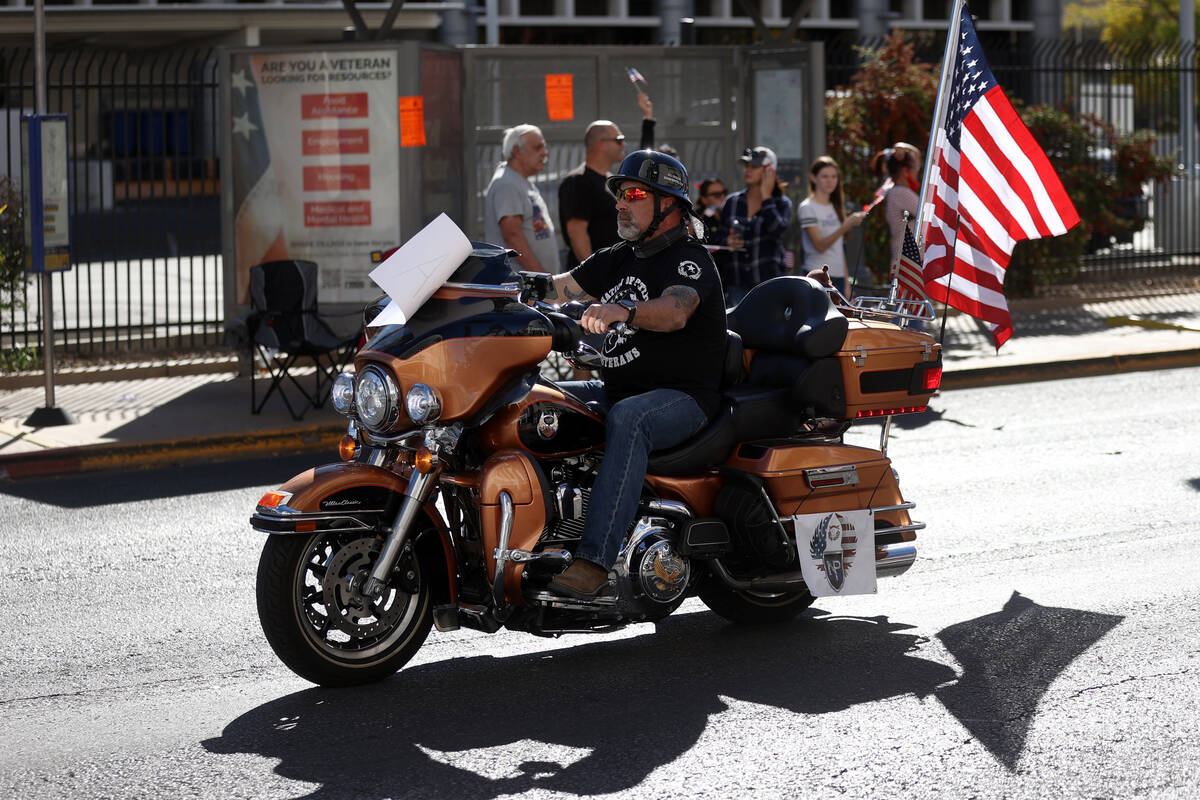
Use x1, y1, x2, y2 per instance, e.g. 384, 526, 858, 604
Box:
919, 3, 1080, 348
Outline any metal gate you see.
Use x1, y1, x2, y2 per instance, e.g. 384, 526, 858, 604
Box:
1, 46, 223, 359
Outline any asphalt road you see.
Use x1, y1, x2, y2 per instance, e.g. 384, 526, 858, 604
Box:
1, 367, 1198, 799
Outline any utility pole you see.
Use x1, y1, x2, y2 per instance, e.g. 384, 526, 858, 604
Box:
25, 0, 74, 428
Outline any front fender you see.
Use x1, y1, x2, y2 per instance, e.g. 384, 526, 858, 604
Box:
251, 462, 456, 603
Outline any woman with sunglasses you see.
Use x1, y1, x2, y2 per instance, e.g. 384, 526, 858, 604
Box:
693, 179, 731, 291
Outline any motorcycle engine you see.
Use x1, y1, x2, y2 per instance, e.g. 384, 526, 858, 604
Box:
613, 518, 692, 620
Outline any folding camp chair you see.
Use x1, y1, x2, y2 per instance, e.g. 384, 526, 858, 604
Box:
247, 260, 361, 420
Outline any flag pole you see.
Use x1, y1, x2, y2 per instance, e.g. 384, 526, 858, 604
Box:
915, 0, 966, 251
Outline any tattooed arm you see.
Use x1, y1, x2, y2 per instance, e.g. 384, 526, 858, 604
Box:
543, 272, 594, 303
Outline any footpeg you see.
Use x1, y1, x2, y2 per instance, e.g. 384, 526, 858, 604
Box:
500, 548, 573, 565
528, 590, 617, 610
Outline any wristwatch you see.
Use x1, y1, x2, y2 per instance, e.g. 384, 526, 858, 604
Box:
616, 298, 637, 325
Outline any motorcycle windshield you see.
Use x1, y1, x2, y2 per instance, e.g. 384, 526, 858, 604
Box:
361, 241, 548, 359
444, 241, 521, 288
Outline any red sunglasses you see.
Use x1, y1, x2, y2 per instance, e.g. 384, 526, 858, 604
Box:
614, 186, 650, 202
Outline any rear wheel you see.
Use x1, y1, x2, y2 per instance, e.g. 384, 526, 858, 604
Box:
698, 579, 815, 625
256, 531, 433, 686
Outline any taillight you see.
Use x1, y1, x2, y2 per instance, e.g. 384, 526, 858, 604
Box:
921, 365, 943, 391
856, 406, 927, 418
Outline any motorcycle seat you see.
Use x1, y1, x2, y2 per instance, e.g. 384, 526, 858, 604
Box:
647, 278, 849, 476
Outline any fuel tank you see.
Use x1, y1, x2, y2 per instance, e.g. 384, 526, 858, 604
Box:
478, 382, 606, 458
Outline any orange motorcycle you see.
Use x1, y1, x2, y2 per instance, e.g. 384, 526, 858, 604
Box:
251, 243, 941, 686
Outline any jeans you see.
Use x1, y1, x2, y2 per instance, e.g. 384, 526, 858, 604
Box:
558, 380, 708, 569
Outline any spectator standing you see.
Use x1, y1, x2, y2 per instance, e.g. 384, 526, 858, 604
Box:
871, 142, 923, 265
717, 146, 793, 305
693, 178, 730, 288
484, 124, 558, 273
558, 120, 628, 271
797, 155, 866, 298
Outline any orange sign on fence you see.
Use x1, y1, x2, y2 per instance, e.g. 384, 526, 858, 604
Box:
544, 74, 574, 121
398, 96, 427, 147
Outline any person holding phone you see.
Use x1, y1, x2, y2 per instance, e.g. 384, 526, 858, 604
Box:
716, 146, 793, 305
797, 155, 866, 299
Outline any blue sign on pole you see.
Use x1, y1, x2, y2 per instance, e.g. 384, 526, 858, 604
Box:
21, 113, 72, 274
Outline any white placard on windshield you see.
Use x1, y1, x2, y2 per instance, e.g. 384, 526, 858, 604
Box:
367, 212, 473, 326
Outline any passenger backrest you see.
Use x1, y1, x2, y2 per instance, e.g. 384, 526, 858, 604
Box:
727, 276, 849, 359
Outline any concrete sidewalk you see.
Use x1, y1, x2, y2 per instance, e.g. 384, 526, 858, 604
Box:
2, 290, 1199, 479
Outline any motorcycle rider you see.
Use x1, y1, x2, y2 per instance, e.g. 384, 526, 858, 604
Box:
526, 150, 727, 599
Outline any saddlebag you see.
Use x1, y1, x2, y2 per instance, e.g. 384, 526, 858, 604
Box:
834, 321, 942, 420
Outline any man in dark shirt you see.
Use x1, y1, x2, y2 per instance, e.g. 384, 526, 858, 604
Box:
558, 121, 627, 271
529, 150, 727, 599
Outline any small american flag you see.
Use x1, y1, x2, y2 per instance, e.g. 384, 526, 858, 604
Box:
894, 222, 929, 304
626, 67, 648, 89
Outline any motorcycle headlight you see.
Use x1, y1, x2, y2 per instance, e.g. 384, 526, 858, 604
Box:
354, 366, 400, 430
405, 383, 442, 424
330, 372, 356, 416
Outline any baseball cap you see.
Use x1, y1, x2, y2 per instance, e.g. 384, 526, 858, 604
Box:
738, 146, 778, 170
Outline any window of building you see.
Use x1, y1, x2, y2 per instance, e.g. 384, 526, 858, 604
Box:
575, 0, 609, 15
922, 0, 948, 20
628, 0, 655, 16
520, 0, 556, 15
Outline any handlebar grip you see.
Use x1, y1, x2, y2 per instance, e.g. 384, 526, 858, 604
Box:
544, 312, 582, 353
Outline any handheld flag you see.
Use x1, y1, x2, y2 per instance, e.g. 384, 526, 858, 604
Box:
626, 67, 649, 93
864, 177, 893, 212
917, 1, 1080, 349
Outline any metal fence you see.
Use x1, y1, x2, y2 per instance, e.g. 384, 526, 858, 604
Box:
827, 35, 1200, 287
2, 37, 1198, 361
1, 47, 222, 359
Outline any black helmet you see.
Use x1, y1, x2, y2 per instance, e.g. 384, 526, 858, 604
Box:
606, 150, 691, 204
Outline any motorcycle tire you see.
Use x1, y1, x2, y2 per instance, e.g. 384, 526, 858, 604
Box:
698, 580, 815, 625
256, 531, 433, 687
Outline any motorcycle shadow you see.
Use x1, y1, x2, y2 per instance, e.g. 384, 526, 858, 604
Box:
203, 608, 957, 799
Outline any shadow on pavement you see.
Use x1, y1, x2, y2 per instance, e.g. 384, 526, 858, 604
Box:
204, 610, 956, 798
0, 452, 318, 507
935, 591, 1124, 770
203, 591, 1124, 796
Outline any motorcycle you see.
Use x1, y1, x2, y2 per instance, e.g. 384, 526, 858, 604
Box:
251, 242, 942, 686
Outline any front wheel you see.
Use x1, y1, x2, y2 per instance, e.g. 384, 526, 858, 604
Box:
256, 531, 433, 687
698, 578, 815, 625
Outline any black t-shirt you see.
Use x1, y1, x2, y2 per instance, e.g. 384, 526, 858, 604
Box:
558, 165, 620, 271
571, 235, 727, 418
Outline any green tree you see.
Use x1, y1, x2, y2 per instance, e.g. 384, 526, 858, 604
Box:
824, 31, 938, 283
1064, 0, 1196, 48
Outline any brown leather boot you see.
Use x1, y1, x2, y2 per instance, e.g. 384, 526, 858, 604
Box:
547, 559, 610, 599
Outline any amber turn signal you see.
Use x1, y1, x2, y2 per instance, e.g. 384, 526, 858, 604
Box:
414, 447, 436, 474
258, 491, 288, 508
338, 434, 357, 461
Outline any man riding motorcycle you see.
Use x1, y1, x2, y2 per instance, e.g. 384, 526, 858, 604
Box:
528, 150, 728, 599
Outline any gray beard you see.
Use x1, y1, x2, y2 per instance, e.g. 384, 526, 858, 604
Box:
616, 219, 642, 241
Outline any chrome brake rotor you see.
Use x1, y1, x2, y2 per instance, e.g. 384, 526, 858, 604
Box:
321, 537, 410, 638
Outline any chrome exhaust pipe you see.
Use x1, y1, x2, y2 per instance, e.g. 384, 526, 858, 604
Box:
875, 542, 917, 578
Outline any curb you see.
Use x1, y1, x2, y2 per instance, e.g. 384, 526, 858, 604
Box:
0, 423, 343, 481
940, 347, 1200, 390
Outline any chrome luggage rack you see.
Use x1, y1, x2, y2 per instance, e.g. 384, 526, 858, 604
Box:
822, 280, 936, 327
